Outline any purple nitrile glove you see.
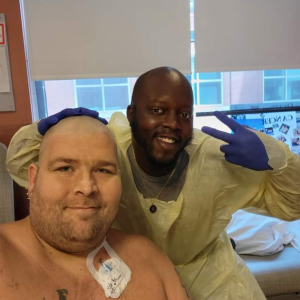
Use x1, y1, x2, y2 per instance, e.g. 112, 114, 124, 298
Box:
38, 107, 108, 135
201, 111, 273, 171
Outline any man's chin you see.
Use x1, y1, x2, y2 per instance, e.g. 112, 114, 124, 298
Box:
51, 232, 104, 253
149, 139, 192, 167
147, 152, 179, 167
55, 241, 99, 254
44, 224, 106, 253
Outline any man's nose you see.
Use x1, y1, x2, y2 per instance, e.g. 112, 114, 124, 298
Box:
73, 171, 98, 196
162, 112, 181, 130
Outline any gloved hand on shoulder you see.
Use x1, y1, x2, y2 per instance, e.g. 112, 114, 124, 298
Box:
201, 111, 273, 171
38, 107, 108, 135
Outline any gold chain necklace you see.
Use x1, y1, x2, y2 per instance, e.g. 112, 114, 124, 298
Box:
132, 147, 177, 213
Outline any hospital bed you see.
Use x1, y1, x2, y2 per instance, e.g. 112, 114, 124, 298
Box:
242, 246, 300, 299
227, 210, 300, 299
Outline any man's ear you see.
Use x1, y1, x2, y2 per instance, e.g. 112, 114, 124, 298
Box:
28, 164, 38, 195
127, 105, 134, 124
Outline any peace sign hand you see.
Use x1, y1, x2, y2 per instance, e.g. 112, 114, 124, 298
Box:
201, 111, 273, 171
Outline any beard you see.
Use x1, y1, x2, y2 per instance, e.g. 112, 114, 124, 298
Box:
130, 115, 192, 167
29, 184, 113, 253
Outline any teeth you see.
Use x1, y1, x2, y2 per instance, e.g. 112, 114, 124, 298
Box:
157, 137, 175, 144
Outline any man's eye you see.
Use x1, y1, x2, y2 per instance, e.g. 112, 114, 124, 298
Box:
181, 112, 192, 119
150, 108, 164, 114
57, 166, 72, 172
96, 168, 111, 174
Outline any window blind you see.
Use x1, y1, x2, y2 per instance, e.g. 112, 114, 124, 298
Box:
22, 0, 191, 80
194, 0, 300, 73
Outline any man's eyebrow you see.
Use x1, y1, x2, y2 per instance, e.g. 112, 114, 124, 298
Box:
48, 158, 79, 168
47, 158, 117, 169
149, 99, 192, 109
95, 160, 118, 168
148, 98, 167, 105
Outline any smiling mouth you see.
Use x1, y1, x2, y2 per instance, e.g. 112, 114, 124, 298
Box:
66, 206, 99, 210
157, 137, 176, 144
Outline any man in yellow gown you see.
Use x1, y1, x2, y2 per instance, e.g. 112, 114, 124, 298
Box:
6, 67, 300, 299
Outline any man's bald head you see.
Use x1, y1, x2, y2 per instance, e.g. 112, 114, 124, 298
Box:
39, 116, 116, 164
131, 66, 193, 106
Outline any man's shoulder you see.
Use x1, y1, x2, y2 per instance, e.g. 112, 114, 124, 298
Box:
0, 219, 29, 253
107, 228, 158, 248
107, 229, 164, 259
107, 229, 174, 282
0, 221, 16, 244
192, 127, 223, 145
107, 112, 132, 149
0, 222, 20, 271
185, 127, 223, 158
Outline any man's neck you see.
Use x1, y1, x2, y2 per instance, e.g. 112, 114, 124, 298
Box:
26, 217, 105, 275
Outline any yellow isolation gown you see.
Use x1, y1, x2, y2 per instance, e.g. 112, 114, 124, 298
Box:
6, 112, 300, 299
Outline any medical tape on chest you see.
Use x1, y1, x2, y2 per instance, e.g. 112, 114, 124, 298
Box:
86, 239, 131, 298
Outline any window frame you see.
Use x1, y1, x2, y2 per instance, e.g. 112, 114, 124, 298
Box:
73, 78, 132, 119
263, 70, 300, 103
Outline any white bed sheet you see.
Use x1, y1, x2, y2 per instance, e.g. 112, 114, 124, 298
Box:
226, 210, 300, 256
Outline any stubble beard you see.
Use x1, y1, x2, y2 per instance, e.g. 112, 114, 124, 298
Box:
130, 117, 192, 167
29, 185, 111, 253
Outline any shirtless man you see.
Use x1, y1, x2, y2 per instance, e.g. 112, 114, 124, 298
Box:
0, 116, 189, 300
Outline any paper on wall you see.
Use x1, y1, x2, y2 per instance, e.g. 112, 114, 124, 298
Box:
0, 47, 11, 93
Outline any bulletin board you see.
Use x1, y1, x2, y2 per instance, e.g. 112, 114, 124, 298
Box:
0, 14, 15, 112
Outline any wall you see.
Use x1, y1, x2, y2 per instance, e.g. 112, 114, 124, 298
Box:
0, 0, 32, 219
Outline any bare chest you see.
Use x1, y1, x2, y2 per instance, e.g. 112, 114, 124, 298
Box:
1, 257, 168, 300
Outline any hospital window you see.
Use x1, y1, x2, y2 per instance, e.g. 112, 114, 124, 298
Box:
192, 72, 222, 105
75, 78, 131, 112
264, 69, 300, 102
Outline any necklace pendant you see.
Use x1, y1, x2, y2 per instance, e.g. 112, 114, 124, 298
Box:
149, 205, 157, 213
